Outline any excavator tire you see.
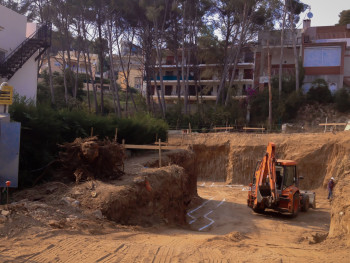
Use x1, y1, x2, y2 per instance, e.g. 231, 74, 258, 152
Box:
301, 194, 309, 212
291, 193, 300, 217
311, 197, 316, 209
253, 207, 265, 214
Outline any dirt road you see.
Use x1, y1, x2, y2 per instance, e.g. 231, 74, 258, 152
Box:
1, 181, 348, 263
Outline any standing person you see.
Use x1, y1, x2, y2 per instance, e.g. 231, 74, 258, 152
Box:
327, 177, 335, 200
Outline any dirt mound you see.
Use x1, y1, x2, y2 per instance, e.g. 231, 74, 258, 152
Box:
0, 182, 117, 238
102, 166, 192, 226
1, 161, 196, 237
295, 103, 350, 132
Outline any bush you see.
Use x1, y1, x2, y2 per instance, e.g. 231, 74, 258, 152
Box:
280, 91, 305, 120
165, 101, 246, 131
307, 79, 333, 103
9, 99, 168, 187
334, 88, 350, 112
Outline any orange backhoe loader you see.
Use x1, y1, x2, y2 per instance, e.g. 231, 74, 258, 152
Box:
247, 142, 315, 216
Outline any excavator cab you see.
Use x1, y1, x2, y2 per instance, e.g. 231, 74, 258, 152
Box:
276, 160, 299, 191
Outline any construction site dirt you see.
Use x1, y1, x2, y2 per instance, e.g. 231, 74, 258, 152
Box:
0, 132, 350, 262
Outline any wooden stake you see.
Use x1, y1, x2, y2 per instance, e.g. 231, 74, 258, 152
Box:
159, 139, 162, 168
114, 128, 118, 142
122, 139, 125, 171
90, 127, 94, 137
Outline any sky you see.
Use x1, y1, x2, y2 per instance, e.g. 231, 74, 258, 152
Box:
298, 0, 350, 27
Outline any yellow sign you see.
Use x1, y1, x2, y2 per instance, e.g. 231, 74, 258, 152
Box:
0, 85, 13, 105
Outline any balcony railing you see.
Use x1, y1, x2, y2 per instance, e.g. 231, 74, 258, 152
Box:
151, 75, 195, 81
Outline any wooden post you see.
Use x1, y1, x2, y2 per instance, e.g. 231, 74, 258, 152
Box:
114, 128, 118, 142
189, 123, 191, 134
90, 127, 94, 137
324, 117, 327, 133
122, 139, 125, 171
158, 139, 162, 168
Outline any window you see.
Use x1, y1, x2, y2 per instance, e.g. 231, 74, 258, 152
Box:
283, 166, 296, 188
165, 86, 172, 95
304, 46, 341, 67
166, 56, 174, 64
244, 51, 254, 63
243, 69, 253, 79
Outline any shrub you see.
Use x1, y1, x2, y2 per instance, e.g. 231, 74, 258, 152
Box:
307, 79, 333, 103
334, 88, 350, 112
280, 91, 305, 121
9, 99, 168, 187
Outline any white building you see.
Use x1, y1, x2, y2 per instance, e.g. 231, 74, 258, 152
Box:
0, 5, 50, 102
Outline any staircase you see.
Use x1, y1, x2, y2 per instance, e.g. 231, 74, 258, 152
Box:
0, 22, 51, 80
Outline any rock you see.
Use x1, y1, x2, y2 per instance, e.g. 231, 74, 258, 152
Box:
48, 220, 65, 229
46, 185, 58, 194
1, 210, 10, 216
71, 200, 80, 207
66, 215, 78, 222
91, 191, 97, 198
61, 197, 77, 206
92, 210, 103, 219
74, 190, 83, 196
0, 215, 6, 223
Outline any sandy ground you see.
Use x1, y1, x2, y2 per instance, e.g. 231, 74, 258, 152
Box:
1, 131, 350, 262
0, 180, 348, 263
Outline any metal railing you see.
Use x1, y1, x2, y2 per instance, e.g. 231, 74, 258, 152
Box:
0, 22, 51, 78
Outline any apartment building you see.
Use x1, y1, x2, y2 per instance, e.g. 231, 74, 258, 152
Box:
255, 28, 303, 90
302, 20, 350, 92
147, 47, 255, 103
0, 4, 50, 102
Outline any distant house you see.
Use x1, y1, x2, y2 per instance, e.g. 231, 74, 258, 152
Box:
255, 19, 350, 93
0, 4, 50, 102
302, 20, 350, 92
40, 51, 99, 78
112, 42, 144, 91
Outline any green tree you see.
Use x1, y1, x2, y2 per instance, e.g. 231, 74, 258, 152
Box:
338, 9, 350, 26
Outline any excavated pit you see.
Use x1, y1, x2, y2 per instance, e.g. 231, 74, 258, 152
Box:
163, 132, 350, 242
65, 132, 349, 242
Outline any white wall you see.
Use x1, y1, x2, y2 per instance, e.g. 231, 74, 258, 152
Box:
0, 5, 27, 55
271, 48, 297, 65
9, 56, 37, 101
0, 5, 38, 102
26, 23, 37, 37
